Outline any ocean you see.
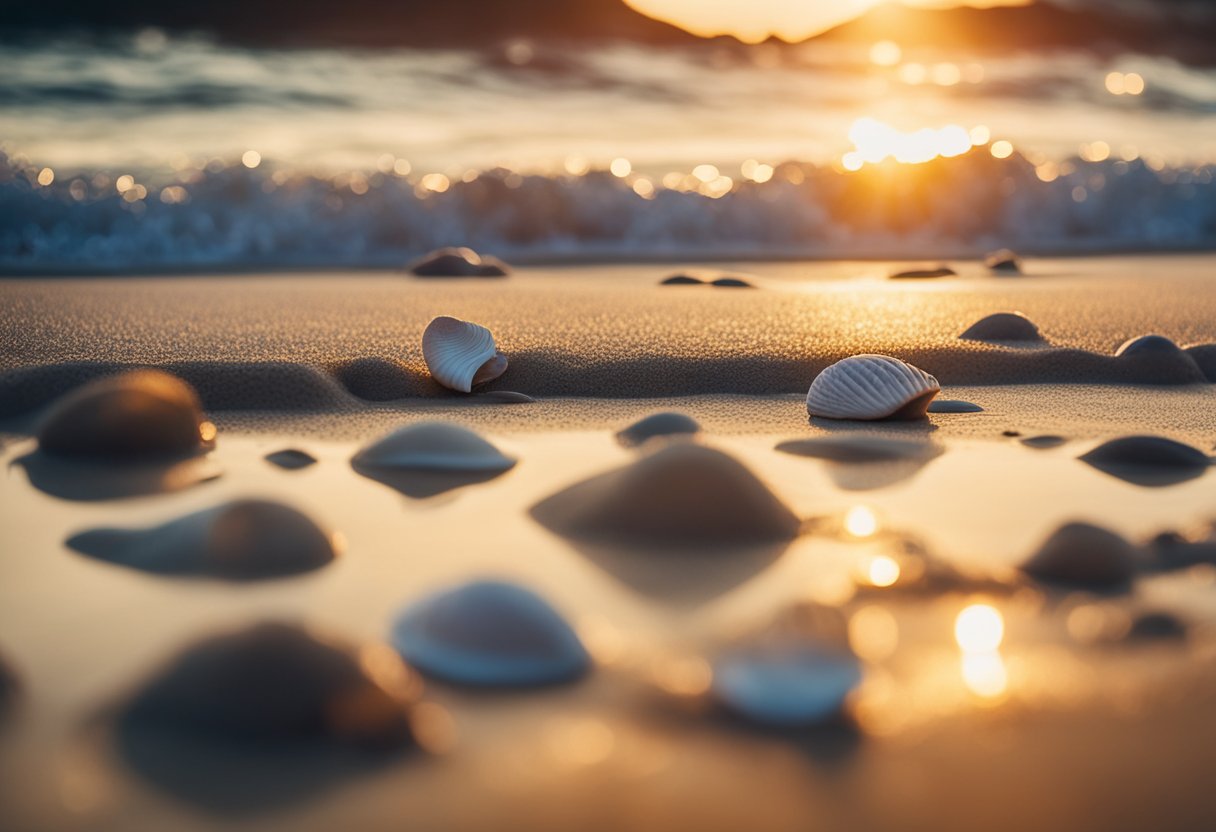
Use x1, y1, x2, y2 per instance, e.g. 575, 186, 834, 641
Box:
3, 30, 1216, 269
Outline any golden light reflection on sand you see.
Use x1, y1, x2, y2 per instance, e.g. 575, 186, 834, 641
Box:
955, 604, 1008, 698
845, 505, 880, 538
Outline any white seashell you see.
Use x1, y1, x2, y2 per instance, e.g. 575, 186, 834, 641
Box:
712, 643, 861, 727
390, 580, 590, 687
806, 355, 940, 421
353, 422, 516, 473
422, 316, 508, 393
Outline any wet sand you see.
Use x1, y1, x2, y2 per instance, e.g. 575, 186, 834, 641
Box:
2, 256, 1216, 831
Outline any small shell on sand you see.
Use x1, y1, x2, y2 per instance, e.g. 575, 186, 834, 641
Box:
408, 247, 510, 277
265, 449, 318, 470
616, 412, 702, 448
353, 422, 516, 473
1021, 522, 1138, 589
889, 265, 956, 279
927, 400, 984, 414
959, 312, 1043, 344
712, 643, 861, 727
984, 249, 1023, 274
67, 499, 339, 580
1080, 435, 1210, 471
390, 580, 590, 687
806, 355, 940, 421
38, 370, 213, 459
710, 277, 754, 288
531, 443, 801, 547
120, 623, 420, 748
775, 435, 940, 464
422, 316, 508, 393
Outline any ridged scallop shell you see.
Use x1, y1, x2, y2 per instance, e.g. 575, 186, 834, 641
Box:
806, 355, 940, 421
353, 422, 516, 473
422, 316, 507, 393
390, 580, 590, 687
712, 643, 861, 727
66, 499, 339, 580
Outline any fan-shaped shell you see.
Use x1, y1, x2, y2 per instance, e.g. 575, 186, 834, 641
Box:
353, 422, 516, 472
390, 580, 590, 687
712, 643, 861, 727
806, 355, 940, 421
121, 622, 420, 748
959, 312, 1043, 343
67, 499, 339, 580
408, 247, 510, 277
38, 370, 213, 459
422, 316, 508, 393
1021, 522, 1137, 588
616, 411, 702, 448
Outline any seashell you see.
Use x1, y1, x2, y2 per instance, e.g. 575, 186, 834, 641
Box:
1021, 522, 1137, 589
660, 274, 705, 286
353, 422, 516, 473
616, 411, 702, 448
928, 399, 983, 414
712, 643, 861, 727
1183, 344, 1216, 382
959, 312, 1043, 343
120, 622, 420, 748
890, 265, 956, 279
984, 248, 1022, 274
390, 580, 590, 687
67, 499, 339, 580
806, 355, 940, 421
265, 449, 318, 470
775, 435, 940, 464
422, 316, 508, 393
38, 370, 214, 459
408, 247, 510, 277
711, 277, 754, 288
531, 442, 801, 547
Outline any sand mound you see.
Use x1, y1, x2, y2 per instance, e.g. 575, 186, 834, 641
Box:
407, 247, 510, 277
959, 312, 1044, 344
390, 580, 589, 687
531, 443, 800, 547
616, 411, 702, 447
1021, 522, 1138, 588
67, 499, 338, 580
1184, 344, 1216, 382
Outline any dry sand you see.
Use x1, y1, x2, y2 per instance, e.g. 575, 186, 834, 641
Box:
2, 257, 1216, 832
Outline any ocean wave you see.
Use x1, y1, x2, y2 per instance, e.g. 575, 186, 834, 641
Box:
1, 150, 1213, 271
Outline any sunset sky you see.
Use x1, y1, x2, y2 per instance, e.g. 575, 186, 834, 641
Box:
627, 0, 1031, 43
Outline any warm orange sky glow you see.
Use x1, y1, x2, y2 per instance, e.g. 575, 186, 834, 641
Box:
627, 0, 1031, 43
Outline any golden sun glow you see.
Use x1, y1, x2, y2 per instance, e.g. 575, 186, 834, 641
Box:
842, 117, 977, 169
627, 0, 1031, 44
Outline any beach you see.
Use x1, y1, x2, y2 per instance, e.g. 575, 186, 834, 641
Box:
3, 256, 1216, 831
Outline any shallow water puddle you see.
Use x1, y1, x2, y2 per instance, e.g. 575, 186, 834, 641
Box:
2, 429, 1216, 830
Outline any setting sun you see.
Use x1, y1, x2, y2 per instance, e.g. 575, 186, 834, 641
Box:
626, 0, 1031, 43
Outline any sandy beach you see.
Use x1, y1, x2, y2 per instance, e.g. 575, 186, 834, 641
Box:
3, 257, 1216, 831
